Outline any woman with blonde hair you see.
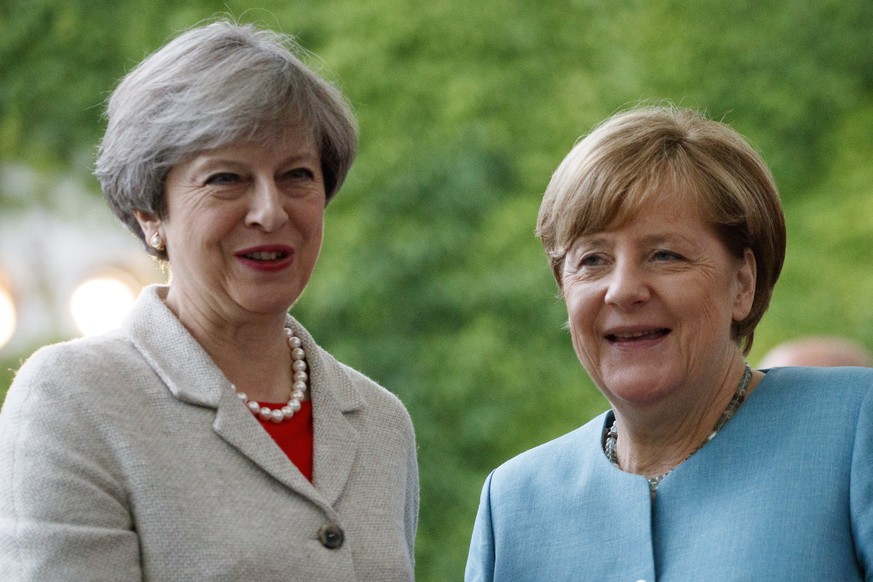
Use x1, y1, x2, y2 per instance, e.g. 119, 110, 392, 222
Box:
466, 104, 873, 581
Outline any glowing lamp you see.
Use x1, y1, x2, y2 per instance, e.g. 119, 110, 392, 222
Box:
0, 283, 14, 351
70, 274, 139, 337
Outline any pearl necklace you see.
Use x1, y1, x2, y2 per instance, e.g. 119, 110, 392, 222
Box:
234, 328, 309, 424
604, 364, 752, 494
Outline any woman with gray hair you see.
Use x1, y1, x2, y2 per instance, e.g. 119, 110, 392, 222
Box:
0, 20, 418, 581
465, 104, 873, 581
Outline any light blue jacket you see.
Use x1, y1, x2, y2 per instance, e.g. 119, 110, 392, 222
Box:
466, 367, 873, 581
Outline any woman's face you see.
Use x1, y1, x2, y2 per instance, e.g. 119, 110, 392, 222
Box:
561, 196, 755, 409
141, 131, 325, 324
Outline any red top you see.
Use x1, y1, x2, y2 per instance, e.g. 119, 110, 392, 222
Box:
255, 401, 314, 481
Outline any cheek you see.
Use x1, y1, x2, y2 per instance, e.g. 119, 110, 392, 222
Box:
180, 206, 238, 242
564, 293, 596, 348
298, 205, 325, 237
305, 218, 325, 249
564, 279, 597, 320
566, 317, 587, 357
690, 286, 740, 343
295, 210, 325, 266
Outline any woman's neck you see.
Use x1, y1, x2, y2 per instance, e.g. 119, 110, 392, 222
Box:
610, 362, 762, 478
163, 289, 294, 402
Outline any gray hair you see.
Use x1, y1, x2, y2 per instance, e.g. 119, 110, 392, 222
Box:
95, 20, 358, 258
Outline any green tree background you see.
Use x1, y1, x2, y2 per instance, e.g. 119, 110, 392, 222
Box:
2, 1, 873, 578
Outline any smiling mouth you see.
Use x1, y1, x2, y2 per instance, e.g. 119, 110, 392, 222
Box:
606, 329, 670, 342
243, 251, 289, 261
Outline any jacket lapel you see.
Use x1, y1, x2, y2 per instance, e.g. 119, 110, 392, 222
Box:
290, 316, 366, 506
212, 389, 325, 502
124, 286, 365, 508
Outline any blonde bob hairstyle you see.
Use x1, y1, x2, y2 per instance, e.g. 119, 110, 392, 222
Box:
95, 20, 358, 261
536, 105, 785, 354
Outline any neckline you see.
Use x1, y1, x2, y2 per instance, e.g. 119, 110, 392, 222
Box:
603, 364, 753, 495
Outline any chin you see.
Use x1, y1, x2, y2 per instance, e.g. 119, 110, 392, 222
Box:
600, 369, 682, 406
611, 387, 676, 408
240, 293, 298, 316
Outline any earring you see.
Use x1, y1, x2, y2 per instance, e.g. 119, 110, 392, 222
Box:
149, 232, 165, 251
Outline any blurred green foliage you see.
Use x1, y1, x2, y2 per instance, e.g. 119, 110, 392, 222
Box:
2, 0, 873, 578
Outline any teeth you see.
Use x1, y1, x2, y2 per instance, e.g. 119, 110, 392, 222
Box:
247, 252, 282, 261
613, 330, 658, 339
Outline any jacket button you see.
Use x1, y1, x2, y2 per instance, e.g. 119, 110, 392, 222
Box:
318, 523, 344, 549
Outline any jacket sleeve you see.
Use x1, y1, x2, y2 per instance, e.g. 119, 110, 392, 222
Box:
0, 347, 142, 581
405, 416, 420, 564
465, 470, 497, 582
851, 383, 873, 581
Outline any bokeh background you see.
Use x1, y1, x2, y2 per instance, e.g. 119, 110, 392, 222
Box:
2, 1, 873, 578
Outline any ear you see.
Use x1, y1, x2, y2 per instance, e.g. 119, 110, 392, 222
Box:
133, 210, 161, 240
732, 248, 756, 322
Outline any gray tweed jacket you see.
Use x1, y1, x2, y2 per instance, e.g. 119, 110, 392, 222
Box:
0, 285, 418, 581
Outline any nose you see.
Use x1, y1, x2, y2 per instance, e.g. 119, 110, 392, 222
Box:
245, 179, 288, 232
603, 259, 651, 307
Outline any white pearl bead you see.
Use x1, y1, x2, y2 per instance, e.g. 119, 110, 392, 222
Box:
234, 329, 309, 424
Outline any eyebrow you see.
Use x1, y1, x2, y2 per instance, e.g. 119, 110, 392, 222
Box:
570, 231, 692, 251
570, 233, 610, 247
190, 150, 321, 171
638, 233, 687, 246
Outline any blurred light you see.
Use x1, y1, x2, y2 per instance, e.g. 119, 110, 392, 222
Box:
0, 283, 15, 351
70, 274, 138, 337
